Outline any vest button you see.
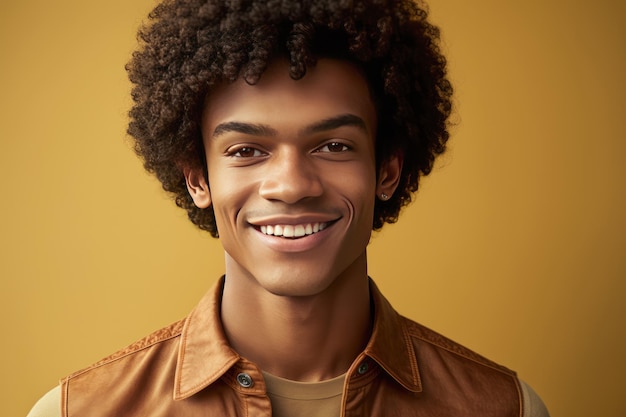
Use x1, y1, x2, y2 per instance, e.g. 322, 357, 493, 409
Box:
237, 372, 254, 388
357, 361, 369, 375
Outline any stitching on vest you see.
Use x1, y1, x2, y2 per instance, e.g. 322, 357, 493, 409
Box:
401, 319, 421, 387
65, 319, 185, 379
402, 317, 516, 376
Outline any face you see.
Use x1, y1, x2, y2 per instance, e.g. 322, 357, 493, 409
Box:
186, 59, 400, 297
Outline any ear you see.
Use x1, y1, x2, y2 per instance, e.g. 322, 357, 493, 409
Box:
183, 167, 211, 209
376, 152, 403, 201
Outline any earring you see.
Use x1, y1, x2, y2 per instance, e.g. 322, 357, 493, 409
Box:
380, 193, 389, 200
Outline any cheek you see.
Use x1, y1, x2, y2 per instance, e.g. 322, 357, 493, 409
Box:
207, 168, 252, 228
212, 186, 247, 221
328, 165, 377, 216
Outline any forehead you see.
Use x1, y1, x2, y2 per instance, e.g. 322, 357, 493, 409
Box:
201, 59, 377, 137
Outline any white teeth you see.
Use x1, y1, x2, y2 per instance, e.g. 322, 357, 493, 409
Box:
259, 222, 328, 238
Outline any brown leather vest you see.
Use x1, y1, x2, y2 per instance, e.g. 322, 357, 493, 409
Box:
61, 279, 521, 416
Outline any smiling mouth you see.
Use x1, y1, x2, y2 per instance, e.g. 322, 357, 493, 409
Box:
258, 222, 332, 239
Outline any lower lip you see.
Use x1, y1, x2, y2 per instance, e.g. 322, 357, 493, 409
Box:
252, 224, 335, 253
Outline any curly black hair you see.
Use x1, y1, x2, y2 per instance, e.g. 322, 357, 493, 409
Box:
127, 0, 453, 238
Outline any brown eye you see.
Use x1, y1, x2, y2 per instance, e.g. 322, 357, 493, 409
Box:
231, 147, 263, 157
318, 142, 349, 153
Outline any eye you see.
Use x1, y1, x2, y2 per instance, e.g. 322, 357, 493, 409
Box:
316, 142, 350, 153
228, 146, 265, 158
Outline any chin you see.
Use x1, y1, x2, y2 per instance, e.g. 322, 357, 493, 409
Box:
257, 270, 338, 298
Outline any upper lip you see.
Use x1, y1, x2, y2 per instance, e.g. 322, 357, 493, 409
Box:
247, 214, 341, 227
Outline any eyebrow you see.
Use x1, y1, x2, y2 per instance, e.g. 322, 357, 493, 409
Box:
299, 114, 368, 136
212, 121, 277, 138
211, 114, 368, 139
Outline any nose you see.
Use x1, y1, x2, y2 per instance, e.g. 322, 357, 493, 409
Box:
258, 149, 323, 204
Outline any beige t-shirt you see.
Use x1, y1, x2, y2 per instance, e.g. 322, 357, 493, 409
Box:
27, 377, 549, 416
262, 371, 345, 417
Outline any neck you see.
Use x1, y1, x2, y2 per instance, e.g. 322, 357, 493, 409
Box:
220, 253, 372, 382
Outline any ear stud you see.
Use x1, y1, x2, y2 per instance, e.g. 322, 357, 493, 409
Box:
380, 193, 389, 200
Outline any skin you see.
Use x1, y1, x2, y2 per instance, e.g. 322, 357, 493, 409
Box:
185, 59, 402, 381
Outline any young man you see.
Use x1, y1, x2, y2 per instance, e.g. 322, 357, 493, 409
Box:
29, 0, 549, 415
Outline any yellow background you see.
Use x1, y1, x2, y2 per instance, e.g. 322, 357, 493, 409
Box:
1, 1, 624, 416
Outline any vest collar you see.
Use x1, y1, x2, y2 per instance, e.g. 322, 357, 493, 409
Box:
174, 277, 239, 400
174, 276, 422, 399
364, 280, 422, 393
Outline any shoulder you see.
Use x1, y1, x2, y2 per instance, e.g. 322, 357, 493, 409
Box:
402, 316, 551, 416
64, 319, 185, 382
401, 315, 516, 376
60, 319, 187, 415
27, 321, 186, 417
400, 315, 522, 414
